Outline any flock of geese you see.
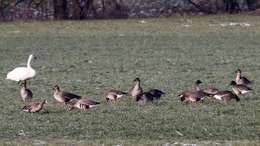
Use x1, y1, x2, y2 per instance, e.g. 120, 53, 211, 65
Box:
6, 54, 253, 113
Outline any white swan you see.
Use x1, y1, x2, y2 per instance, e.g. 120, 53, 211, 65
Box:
6, 54, 36, 82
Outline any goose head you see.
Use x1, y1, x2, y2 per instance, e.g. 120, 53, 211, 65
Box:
235, 69, 241, 74
195, 80, 202, 85
52, 85, 60, 91
133, 77, 140, 82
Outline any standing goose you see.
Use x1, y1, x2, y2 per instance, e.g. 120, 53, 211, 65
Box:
6, 54, 36, 83
20, 81, 33, 102
68, 98, 100, 111
130, 78, 143, 99
213, 90, 240, 103
147, 89, 165, 100
52, 85, 82, 104
105, 89, 128, 102
22, 99, 47, 113
230, 81, 252, 95
235, 69, 252, 85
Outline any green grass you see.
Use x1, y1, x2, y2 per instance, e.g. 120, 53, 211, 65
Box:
0, 15, 260, 145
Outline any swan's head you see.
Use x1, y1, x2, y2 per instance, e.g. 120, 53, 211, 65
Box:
29, 54, 37, 60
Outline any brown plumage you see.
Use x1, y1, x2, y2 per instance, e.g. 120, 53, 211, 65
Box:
68, 98, 100, 111
230, 81, 252, 95
52, 85, 82, 104
20, 81, 33, 102
235, 69, 252, 86
105, 89, 128, 102
202, 87, 219, 97
213, 90, 240, 103
22, 99, 47, 113
130, 78, 143, 99
178, 91, 208, 103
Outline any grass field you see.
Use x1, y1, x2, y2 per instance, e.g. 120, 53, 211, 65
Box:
0, 15, 260, 145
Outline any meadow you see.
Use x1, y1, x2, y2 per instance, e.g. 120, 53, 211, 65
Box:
0, 15, 259, 145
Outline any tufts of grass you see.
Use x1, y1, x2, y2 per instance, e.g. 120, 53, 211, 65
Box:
0, 14, 259, 144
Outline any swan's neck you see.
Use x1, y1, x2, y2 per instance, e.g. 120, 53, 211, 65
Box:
27, 55, 33, 68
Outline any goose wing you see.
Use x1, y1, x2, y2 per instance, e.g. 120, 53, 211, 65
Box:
62, 91, 82, 101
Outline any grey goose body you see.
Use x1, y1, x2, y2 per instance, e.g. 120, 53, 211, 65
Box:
22, 99, 47, 113
52, 85, 82, 104
20, 81, 33, 102
105, 89, 128, 101
235, 69, 252, 86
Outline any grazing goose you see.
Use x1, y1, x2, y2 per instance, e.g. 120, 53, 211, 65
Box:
6, 54, 36, 82
178, 91, 208, 103
22, 99, 47, 113
147, 89, 165, 100
68, 98, 100, 111
235, 69, 252, 85
130, 78, 143, 99
52, 85, 81, 104
20, 81, 33, 102
213, 90, 240, 103
230, 81, 252, 95
105, 89, 128, 102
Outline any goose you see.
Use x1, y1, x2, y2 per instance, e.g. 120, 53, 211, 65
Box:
52, 85, 82, 104
130, 78, 143, 99
147, 89, 165, 100
105, 89, 128, 102
177, 90, 208, 103
235, 69, 252, 86
6, 54, 36, 82
20, 81, 33, 102
68, 98, 100, 111
230, 81, 252, 95
22, 99, 47, 113
213, 90, 240, 103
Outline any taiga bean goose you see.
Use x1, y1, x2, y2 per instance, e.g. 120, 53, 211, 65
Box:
52, 85, 81, 104
6, 54, 36, 83
105, 89, 128, 102
235, 69, 252, 86
230, 81, 252, 95
68, 98, 100, 111
22, 99, 47, 113
130, 78, 143, 98
20, 81, 33, 102
213, 90, 240, 103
